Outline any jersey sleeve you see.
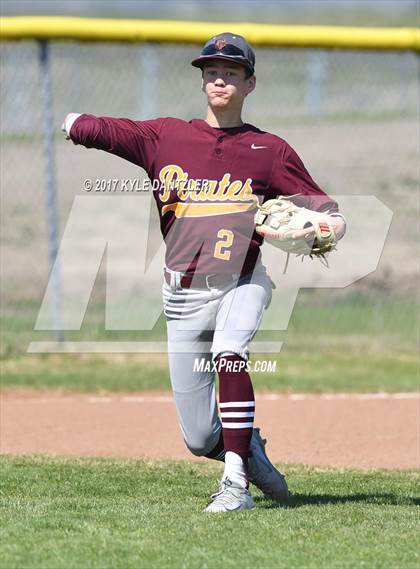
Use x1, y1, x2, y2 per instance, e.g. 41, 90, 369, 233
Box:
268, 141, 338, 213
69, 114, 166, 172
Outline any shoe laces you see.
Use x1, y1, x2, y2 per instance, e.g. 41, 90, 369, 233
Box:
207, 478, 243, 508
210, 477, 232, 498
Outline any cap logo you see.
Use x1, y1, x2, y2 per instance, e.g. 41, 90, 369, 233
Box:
214, 39, 227, 50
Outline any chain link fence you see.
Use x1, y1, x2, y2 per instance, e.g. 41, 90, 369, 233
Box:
1, 41, 419, 354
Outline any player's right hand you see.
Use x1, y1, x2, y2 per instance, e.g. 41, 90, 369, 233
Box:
61, 113, 82, 142
61, 120, 71, 140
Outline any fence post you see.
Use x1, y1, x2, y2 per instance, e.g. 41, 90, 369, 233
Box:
38, 40, 63, 340
138, 43, 159, 119
306, 50, 328, 117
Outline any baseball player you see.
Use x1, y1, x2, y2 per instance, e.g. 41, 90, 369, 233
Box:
62, 32, 346, 512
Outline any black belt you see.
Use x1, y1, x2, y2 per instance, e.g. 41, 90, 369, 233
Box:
164, 269, 242, 289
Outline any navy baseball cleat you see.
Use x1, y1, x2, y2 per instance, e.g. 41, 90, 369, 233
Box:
248, 428, 290, 501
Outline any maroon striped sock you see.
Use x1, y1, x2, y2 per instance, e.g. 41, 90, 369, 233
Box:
216, 354, 255, 467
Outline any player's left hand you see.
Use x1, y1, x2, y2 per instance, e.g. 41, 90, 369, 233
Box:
279, 214, 346, 242
254, 196, 346, 259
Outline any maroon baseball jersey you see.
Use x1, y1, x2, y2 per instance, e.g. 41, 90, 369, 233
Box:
70, 115, 338, 274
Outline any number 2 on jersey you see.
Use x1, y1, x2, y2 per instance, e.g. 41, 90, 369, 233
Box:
214, 229, 234, 261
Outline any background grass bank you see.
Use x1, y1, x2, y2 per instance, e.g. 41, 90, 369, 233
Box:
1, 349, 418, 393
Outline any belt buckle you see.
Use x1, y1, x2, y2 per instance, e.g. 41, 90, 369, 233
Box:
205, 274, 218, 289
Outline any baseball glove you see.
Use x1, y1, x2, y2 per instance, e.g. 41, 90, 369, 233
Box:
254, 196, 337, 264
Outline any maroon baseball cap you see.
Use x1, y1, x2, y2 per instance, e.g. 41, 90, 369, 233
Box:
191, 32, 255, 75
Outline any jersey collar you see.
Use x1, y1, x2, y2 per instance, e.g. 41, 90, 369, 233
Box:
190, 119, 253, 136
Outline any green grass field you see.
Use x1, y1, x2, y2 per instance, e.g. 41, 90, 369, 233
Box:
1, 456, 419, 569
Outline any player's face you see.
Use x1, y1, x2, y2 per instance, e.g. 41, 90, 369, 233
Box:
201, 61, 256, 109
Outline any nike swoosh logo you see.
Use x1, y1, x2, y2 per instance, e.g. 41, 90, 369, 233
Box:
251, 144, 267, 150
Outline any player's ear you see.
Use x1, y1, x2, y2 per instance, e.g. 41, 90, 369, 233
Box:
246, 75, 256, 96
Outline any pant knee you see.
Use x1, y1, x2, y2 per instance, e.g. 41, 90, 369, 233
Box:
184, 430, 220, 457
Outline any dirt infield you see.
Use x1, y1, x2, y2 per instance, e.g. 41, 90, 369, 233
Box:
1, 391, 419, 470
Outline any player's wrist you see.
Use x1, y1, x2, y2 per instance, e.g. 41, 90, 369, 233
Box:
61, 113, 82, 139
